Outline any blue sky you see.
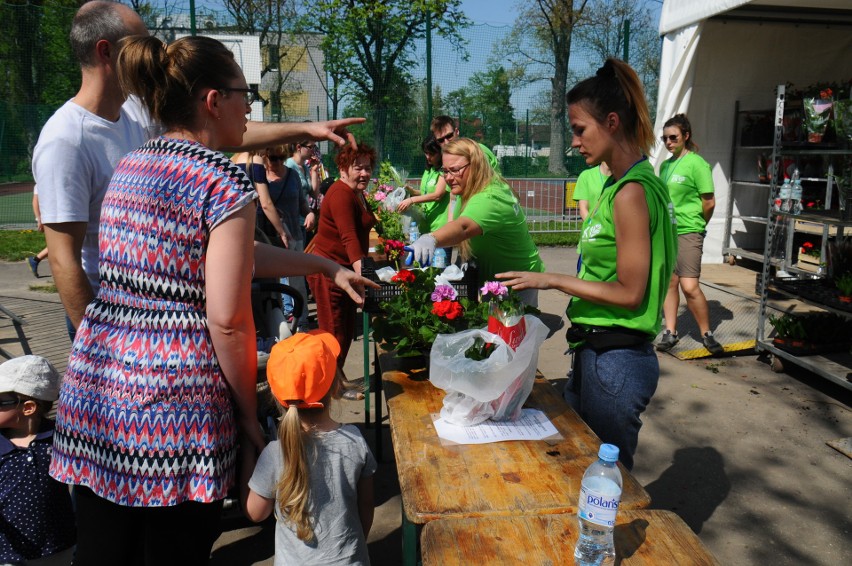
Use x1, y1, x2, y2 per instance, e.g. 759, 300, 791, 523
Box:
459, 0, 520, 26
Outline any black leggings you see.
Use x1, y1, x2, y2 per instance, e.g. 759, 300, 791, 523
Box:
73, 486, 224, 566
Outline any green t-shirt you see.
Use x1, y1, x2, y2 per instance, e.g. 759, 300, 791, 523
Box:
459, 178, 545, 284
659, 151, 714, 235
419, 167, 449, 233
568, 159, 677, 338
480, 143, 500, 173
573, 165, 608, 203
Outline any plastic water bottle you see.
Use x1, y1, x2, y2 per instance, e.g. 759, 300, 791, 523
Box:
790, 169, 803, 215
777, 178, 792, 212
432, 247, 447, 269
408, 221, 419, 244
574, 444, 622, 566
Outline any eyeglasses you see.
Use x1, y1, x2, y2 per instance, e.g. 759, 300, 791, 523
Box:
267, 155, 286, 162
441, 163, 470, 178
301, 144, 317, 150
0, 396, 20, 408
660, 134, 680, 143
219, 87, 260, 105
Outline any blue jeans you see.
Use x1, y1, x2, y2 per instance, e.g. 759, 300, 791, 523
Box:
565, 343, 659, 471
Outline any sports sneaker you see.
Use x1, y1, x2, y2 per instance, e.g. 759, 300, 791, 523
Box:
27, 256, 40, 278
656, 330, 679, 352
703, 331, 724, 356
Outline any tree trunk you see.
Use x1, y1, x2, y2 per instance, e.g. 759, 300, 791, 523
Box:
548, 42, 569, 175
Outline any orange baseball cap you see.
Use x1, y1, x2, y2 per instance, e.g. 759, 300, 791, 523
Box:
267, 330, 340, 409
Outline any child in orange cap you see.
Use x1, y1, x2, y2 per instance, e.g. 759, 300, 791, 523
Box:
246, 330, 376, 565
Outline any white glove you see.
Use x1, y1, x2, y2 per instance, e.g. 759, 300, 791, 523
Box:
409, 233, 437, 266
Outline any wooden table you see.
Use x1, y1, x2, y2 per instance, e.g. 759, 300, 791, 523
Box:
380, 352, 651, 565
421, 510, 720, 565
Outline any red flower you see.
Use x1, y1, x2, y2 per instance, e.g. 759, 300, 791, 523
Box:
432, 300, 464, 320
392, 269, 415, 284
802, 242, 814, 250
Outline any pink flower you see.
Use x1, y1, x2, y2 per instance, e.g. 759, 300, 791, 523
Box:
374, 191, 387, 202
480, 281, 508, 300
431, 285, 457, 302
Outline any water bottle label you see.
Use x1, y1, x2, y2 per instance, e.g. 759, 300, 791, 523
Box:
578, 484, 620, 527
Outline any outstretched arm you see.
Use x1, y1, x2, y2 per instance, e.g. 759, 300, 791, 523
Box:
253, 242, 378, 303
233, 118, 366, 151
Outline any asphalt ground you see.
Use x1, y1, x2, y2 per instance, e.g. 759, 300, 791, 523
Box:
1, 246, 850, 565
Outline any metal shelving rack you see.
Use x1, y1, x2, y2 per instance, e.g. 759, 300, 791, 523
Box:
756, 84, 852, 391
723, 101, 775, 264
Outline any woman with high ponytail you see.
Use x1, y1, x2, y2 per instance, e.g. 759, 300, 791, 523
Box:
497, 58, 677, 470
50, 34, 373, 565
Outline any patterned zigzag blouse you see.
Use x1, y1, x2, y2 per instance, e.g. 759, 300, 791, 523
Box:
50, 137, 257, 507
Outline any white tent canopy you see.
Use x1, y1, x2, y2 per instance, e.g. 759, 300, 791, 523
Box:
652, 0, 852, 262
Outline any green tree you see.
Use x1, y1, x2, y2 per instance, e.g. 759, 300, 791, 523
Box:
0, 0, 78, 180
575, 0, 660, 118
297, 0, 468, 161
501, 0, 590, 175
446, 66, 517, 148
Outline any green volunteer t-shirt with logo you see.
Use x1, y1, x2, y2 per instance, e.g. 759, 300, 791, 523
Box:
458, 178, 544, 284
419, 167, 449, 233
659, 151, 714, 235
568, 159, 677, 338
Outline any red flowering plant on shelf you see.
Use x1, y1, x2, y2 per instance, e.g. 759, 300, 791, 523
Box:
801, 241, 820, 258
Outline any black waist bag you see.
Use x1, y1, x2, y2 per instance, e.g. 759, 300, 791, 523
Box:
566, 324, 649, 352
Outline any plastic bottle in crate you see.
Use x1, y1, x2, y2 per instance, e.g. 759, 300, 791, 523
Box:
574, 444, 622, 566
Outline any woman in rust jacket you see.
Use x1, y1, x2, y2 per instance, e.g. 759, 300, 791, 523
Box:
307, 142, 377, 368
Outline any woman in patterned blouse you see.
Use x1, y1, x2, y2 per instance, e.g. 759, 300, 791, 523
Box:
49, 35, 372, 565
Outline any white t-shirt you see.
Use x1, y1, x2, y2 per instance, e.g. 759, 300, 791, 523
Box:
32, 97, 157, 290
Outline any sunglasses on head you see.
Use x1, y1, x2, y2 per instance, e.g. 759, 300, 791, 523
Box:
267, 155, 286, 162
660, 135, 680, 143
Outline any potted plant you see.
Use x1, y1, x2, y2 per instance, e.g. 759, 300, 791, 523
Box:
835, 273, 852, 303
769, 313, 807, 350
370, 269, 535, 359
798, 241, 822, 272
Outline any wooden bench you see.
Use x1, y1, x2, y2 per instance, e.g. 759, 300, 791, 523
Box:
379, 351, 651, 565
421, 510, 720, 565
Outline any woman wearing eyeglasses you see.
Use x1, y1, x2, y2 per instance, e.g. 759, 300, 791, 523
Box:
48, 36, 375, 564
408, 137, 544, 306
656, 113, 723, 355
495, 59, 677, 470
307, 142, 377, 377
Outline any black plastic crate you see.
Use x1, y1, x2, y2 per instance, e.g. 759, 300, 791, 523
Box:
361, 256, 479, 313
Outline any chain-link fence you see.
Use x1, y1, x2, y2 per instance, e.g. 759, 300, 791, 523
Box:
0, 1, 659, 230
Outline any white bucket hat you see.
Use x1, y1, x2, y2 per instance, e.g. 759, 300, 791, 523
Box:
0, 355, 61, 401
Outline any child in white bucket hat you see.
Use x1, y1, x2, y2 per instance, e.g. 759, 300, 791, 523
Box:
0, 356, 75, 565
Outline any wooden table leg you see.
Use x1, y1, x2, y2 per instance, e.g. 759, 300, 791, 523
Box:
374, 340, 382, 462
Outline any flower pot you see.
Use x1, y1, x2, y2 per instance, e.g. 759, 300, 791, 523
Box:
803, 97, 832, 143
839, 295, 852, 304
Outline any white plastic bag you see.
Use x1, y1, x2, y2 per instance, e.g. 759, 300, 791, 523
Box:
429, 315, 548, 426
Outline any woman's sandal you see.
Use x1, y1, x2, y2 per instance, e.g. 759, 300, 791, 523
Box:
341, 389, 365, 401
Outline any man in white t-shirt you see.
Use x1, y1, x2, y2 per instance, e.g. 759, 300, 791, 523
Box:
34, 1, 363, 337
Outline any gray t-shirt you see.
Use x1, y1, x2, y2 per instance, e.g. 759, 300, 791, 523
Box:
249, 424, 377, 566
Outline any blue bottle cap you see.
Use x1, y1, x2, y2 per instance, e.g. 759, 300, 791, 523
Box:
598, 444, 619, 462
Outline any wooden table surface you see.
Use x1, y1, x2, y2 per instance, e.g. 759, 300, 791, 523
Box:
381, 355, 652, 525
420, 510, 720, 565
